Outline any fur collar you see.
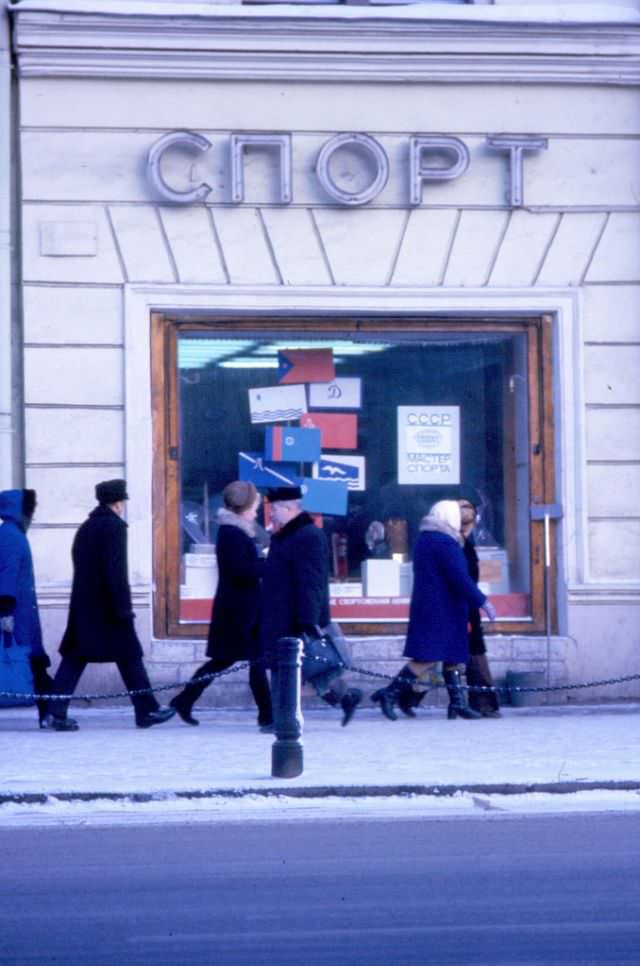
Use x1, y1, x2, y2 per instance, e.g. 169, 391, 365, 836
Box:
216, 506, 255, 537
272, 510, 315, 541
419, 514, 463, 547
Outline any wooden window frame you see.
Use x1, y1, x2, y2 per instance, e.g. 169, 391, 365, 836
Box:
151, 312, 556, 638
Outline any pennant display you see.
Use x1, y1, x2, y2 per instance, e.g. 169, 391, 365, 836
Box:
277, 348, 335, 385
248, 384, 307, 424
299, 412, 357, 450
301, 478, 349, 516
238, 452, 300, 488
264, 426, 321, 463
308, 377, 362, 410
312, 454, 366, 491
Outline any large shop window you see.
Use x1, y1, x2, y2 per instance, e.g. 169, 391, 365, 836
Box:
152, 316, 555, 638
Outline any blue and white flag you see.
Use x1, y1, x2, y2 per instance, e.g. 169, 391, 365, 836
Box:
248, 384, 307, 424
312, 454, 365, 491
238, 452, 301, 488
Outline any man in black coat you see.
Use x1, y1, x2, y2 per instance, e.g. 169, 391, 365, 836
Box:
42, 480, 175, 731
260, 486, 361, 726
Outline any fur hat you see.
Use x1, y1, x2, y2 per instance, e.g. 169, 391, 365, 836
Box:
266, 485, 302, 503
95, 479, 129, 505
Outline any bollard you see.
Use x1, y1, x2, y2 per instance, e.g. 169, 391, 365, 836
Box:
271, 636, 304, 778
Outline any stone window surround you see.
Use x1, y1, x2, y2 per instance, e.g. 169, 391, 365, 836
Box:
123, 283, 608, 631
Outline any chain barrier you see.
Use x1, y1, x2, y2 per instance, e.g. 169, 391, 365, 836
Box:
340, 660, 640, 694
1, 650, 639, 704
0, 662, 251, 704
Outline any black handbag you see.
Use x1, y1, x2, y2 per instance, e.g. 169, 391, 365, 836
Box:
301, 622, 350, 682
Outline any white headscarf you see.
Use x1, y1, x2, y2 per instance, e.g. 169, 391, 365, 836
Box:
429, 499, 462, 533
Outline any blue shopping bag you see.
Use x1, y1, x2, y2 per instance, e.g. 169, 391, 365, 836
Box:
0, 629, 34, 707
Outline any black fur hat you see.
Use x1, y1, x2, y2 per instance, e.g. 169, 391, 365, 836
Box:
95, 479, 129, 505
266, 485, 302, 503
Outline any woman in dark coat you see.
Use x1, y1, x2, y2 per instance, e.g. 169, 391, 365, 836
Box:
170, 481, 272, 729
459, 499, 501, 717
372, 500, 496, 721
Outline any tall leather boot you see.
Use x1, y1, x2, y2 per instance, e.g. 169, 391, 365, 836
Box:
397, 686, 428, 719
319, 686, 362, 727
443, 666, 482, 720
339, 687, 362, 727
371, 665, 418, 721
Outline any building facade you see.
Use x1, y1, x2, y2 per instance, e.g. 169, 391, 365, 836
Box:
3, 0, 640, 703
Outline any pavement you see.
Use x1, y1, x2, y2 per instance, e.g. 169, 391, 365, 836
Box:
1, 698, 639, 810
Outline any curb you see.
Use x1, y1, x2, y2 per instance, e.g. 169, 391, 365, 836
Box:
2, 779, 640, 806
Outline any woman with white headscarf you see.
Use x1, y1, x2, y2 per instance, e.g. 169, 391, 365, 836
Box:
371, 499, 496, 721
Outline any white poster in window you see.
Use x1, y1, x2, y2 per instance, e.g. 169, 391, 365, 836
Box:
308, 377, 362, 410
248, 384, 307, 424
397, 406, 460, 485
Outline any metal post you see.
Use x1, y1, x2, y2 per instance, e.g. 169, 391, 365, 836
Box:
271, 637, 304, 778
543, 512, 551, 689
530, 503, 563, 693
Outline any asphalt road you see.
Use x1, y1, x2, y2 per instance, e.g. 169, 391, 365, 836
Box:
2, 812, 639, 965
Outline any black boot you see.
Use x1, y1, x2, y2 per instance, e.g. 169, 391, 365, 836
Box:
170, 660, 227, 726
249, 662, 273, 731
340, 688, 362, 727
371, 666, 418, 721
170, 691, 199, 726
41, 713, 79, 731
397, 686, 428, 719
443, 667, 482, 720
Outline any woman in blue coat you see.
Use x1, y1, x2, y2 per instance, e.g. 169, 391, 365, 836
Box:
372, 500, 496, 721
0, 488, 53, 724
170, 481, 272, 729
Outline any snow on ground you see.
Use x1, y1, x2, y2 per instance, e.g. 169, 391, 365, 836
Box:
1, 788, 640, 829
0, 704, 640, 824
1, 703, 638, 826
2, 703, 639, 795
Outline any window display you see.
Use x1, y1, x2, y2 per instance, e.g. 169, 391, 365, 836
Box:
172, 323, 534, 626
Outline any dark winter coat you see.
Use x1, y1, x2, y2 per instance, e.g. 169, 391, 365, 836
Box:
260, 511, 330, 667
206, 509, 265, 663
403, 517, 486, 665
59, 504, 143, 663
0, 489, 47, 661
462, 535, 486, 656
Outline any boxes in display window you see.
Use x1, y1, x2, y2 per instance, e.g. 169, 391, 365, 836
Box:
362, 559, 413, 598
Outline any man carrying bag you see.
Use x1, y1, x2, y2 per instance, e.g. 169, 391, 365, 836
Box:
259, 486, 361, 726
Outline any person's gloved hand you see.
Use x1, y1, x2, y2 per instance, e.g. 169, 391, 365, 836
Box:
0, 615, 15, 634
482, 600, 497, 621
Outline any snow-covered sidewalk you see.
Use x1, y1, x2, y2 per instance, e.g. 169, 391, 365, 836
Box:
2, 702, 638, 803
